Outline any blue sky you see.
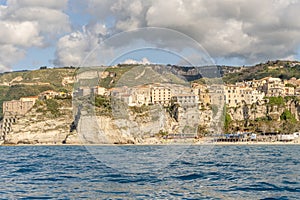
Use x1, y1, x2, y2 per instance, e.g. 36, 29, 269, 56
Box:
1, 0, 300, 72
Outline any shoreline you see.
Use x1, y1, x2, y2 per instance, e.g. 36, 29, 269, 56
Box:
1, 140, 300, 147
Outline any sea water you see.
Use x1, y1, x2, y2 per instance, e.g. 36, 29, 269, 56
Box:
0, 145, 299, 199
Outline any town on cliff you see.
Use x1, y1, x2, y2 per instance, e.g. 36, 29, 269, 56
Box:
1, 60, 300, 145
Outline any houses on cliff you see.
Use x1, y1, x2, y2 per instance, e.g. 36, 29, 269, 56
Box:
2, 75, 300, 140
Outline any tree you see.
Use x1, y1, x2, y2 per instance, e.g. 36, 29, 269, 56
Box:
224, 113, 232, 133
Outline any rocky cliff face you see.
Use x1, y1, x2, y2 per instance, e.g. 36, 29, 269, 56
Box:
4, 106, 79, 145
2, 101, 180, 145
227, 100, 300, 121
226, 99, 300, 133
77, 105, 179, 144
4, 98, 300, 145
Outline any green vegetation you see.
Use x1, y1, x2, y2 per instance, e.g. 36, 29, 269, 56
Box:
98, 66, 133, 88
0, 84, 56, 119
265, 96, 285, 106
255, 116, 271, 122
94, 95, 112, 116
0, 67, 76, 118
45, 99, 61, 117
95, 95, 111, 109
280, 109, 296, 123
284, 96, 299, 102
224, 113, 232, 132
223, 60, 300, 83
155, 130, 168, 137
0, 68, 76, 87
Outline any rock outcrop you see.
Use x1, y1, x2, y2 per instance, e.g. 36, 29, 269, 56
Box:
4, 107, 77, 145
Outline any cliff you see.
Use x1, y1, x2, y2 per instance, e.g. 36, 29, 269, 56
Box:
3, 97, 300, 145
2, 99, 182, 145
226, 97, 300, 133
3, 99, 80, 145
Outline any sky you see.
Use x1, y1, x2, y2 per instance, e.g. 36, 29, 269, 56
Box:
1, 0, 300, 72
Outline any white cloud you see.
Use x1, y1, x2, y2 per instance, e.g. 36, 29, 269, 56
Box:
0, 21, 43, 47
53, 23, 107, 67
122, 57, 151, 65
0, 0, 70, 71
0, 45, 25, 73
58, 0, 300, 66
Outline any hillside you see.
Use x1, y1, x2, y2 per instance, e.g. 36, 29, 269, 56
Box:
222, 60, 300, 83
0, 67, 76, 119
1, 60, 300, 119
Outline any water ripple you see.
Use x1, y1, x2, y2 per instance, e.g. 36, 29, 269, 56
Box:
0, 145, 299, 199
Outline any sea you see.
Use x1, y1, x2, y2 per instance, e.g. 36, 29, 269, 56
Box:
0, 145, 299, 199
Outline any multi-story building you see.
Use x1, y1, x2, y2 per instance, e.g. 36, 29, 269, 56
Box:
225, 85, 242, 107
3, 96, 38, 115
261, 77, 284, 96
225, 85, 264, 107
171, 94, 198, 106
284, 86, 295, 96
151, 85, 171, 106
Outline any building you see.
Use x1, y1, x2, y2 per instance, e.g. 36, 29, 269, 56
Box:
171, 94, 198, 107
94, 86, 108, 96
239, 86, 265, 105
74, 86, 94, 97
245, 77, 269, 90
151, 85, 171, 106
132, 85, 151, 106
263, 77, 285, 97
3, 96, 38, 115
225, 85, 264, 107
209, 84, 225, 106
192, 83, 211, 108
39, 90, 59, 100
284, 86, 295, 96
225, 85, 242, 107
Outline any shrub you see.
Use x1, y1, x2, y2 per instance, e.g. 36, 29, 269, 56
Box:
280, 109, 296, 123
45, 99, 60, 117
266, 96, 285, 106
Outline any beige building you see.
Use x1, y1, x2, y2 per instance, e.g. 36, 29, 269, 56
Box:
192, 83, 211, 108
95, 86, 108, 96
284, 86, 295, 96
263, 77, 285, 97
284, 77, 300, 87
3, 96, 38, 115
225, 85, 264, 107
225, 85, 242, 107
132, 85, 151, 106
245, 77, 269, 90
151, 85, 171, 106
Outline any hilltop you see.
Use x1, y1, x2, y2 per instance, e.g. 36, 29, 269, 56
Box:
222, 60, 300, 83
